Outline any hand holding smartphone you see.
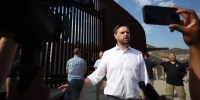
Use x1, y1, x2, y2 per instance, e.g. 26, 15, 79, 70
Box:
142, 5, 181, 25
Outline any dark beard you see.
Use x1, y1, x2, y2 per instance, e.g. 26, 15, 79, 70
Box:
118, 39, 129, 45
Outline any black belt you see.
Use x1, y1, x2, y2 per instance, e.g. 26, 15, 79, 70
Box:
106, 95, 139, 100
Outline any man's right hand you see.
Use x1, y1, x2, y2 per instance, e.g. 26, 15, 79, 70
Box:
58, 84, 69, 92
169, 6, 200, 47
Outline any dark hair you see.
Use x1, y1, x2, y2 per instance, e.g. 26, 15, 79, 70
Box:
113, 24, 130, 34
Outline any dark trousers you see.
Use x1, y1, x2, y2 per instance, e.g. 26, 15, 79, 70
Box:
106, 95, 139, 100
63, 79, 84, 100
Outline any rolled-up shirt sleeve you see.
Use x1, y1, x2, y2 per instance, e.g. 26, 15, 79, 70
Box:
88, 55, 107, 86
87, 72, 99, 85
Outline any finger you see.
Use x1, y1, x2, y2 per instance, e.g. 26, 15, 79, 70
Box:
58, 84, 68, 89
62, 88, 66, 92
176, 8, 199, 20
169, 24, 186, 33
169, 24, 176, 32
58, 85, 63, 89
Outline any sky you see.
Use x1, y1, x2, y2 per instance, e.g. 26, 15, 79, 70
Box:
114, 0, 200, 49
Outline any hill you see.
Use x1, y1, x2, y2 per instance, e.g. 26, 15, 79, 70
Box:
147, 44, 190, 61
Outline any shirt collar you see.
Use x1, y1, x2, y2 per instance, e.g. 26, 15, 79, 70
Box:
114, 44, 131, 51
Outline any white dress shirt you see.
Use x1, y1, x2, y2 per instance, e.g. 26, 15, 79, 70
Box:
88, 45, 149, 99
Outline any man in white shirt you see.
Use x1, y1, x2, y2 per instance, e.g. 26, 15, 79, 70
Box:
59, 24, 149, 100
88, 24, 149, 100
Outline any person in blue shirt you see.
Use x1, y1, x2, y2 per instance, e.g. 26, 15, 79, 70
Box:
93, 51, 106, 100
63, 48, 87, 100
